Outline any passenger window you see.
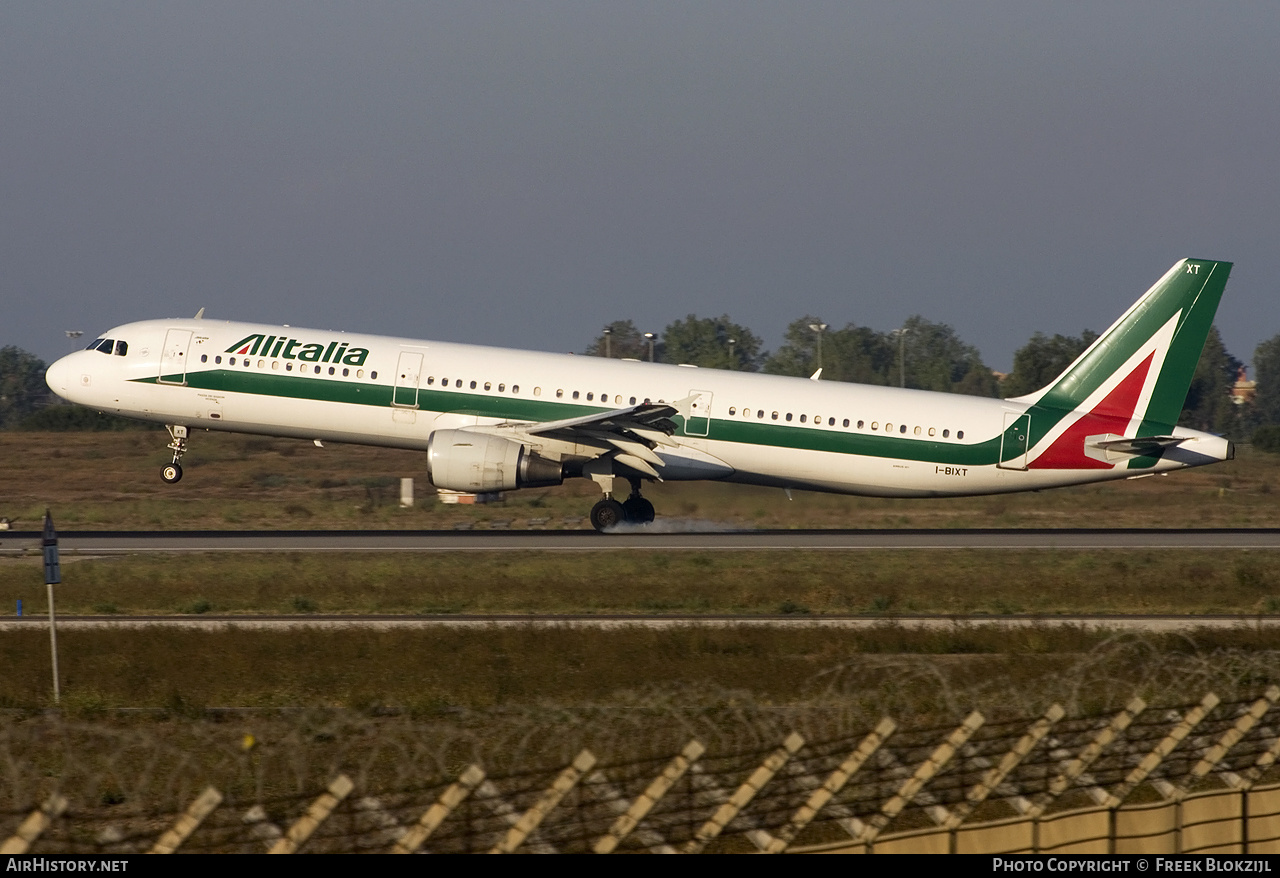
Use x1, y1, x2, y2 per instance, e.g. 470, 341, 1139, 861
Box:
885, 423, 892, 432
455, 379, 461, 387
372, 371, 379, 380
842, 419, 849, 427
484, 382, 491, 391
616, 395, 622, 404
201, 354, 208, 363
587, 392, 594, 401
556, 389, 564, 398
343, 368, 349, 377
914, 426, 921, 435
470, 380, 477, 389
258, 359, 265, 368
928, 427, 935, 436
757, 410, 764, 419
329, 367, 336, 375
729, 407, 736, 416
427, 377, 434, 385
786, 413, 793, 422
957, 431, 965, 439
512, 385, 519, 393
532, 387, 540, 396
829, 417, 836, 426
498, 383, 505, 392
573, 391, 580, 400
942, 429, 949, 438
230, 357, 237, 366
286, 363, 293, 371
798, 414, 805, 423
771, 412, 779, 420
215, 356, 222, 364
871, 422, 878, 430
272, 361, 279, 371
357, 369, 364, 378
629, 397, 636, 405
441, 378, 448, 386
899, 424, 906, 434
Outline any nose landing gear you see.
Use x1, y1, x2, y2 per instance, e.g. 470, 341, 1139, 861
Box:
162, 425, 188, 484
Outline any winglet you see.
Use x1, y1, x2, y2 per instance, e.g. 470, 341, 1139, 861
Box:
193, 308, 205, 319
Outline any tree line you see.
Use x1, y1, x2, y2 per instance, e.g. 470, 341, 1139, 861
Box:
0, 315, 1276, 440
585, 315, 1271, 442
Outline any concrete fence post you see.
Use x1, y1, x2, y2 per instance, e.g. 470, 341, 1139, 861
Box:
393, 764, 486, 854
269, 773, 354, 854
594, 740, 705, 854
149, 786, 223, 854
682, 732, 805, 854
490, 750, 596, 854
0, 794, 68, 855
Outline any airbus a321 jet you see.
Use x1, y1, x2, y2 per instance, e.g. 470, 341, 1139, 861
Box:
45, 259, 1234, 532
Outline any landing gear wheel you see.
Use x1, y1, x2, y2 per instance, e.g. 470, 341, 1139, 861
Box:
622, 496, 655, 524
161, 463, 183, 484
590, 498, 627, 532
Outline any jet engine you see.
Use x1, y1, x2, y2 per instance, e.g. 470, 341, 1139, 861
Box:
426, 430, 563, 493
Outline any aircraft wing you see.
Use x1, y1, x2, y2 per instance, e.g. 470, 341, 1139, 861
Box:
498, 403, 680, 479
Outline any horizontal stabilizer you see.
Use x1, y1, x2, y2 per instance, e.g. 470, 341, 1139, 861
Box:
1085, 433, 1185, 463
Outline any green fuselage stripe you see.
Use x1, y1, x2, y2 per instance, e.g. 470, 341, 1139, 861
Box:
137, 369, 1087, 467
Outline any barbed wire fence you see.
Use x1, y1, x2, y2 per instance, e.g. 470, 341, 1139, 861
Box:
6, 636, 1280, 853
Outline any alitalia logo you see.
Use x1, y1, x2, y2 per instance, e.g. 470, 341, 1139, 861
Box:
226, 333, 370, 366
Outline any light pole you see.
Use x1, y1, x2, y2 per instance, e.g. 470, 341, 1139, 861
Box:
891, 327, 910, 388
64, 330, 83, 353
727, 337, 736, 369
644, 332, 656, 363
602, 327, 612, 359
808, 323, 828, 370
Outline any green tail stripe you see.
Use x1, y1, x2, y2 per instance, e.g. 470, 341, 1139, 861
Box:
1033, 259, 1231, 428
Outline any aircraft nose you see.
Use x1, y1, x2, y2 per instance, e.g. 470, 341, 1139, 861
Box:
45, 353, 78, 398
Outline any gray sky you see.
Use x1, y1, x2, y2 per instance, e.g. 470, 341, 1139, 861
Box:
3, 2, 1278, 373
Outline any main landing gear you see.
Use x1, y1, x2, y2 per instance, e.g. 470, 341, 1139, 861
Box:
162, 425, 188, 484
589, 478, 656, 532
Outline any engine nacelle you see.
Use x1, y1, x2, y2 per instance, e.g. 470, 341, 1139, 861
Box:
426, 430, 563, 493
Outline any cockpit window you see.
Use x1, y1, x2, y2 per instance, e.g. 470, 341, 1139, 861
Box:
90, 338, 116, 354
86, 338, 105, 351
114, 340, 128, 356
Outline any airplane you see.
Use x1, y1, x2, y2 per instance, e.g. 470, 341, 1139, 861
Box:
45, 258, 1233, 532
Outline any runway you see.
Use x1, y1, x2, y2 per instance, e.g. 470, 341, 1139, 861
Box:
2, 613, 1279, 631
4, 527, 1280, 553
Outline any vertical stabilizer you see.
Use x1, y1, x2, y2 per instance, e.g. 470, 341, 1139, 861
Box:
1012, 259, 1231, 434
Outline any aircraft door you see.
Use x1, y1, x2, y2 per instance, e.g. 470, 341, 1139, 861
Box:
158, 329, 193, 385
997, 411, 1031, 470
392, 351, 424, 408
684, 389, 713, 437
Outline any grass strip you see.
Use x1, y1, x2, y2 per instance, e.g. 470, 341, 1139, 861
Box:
4, 550, 1280, 616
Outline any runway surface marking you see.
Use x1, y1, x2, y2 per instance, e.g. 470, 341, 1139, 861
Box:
4, 528, 1280, 553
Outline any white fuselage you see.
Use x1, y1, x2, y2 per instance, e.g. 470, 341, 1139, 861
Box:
45, 318, 1230, 499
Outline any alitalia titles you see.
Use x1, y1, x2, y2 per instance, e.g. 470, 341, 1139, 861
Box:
226, 334, 369, 366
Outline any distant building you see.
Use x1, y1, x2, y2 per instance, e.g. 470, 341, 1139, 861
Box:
1232, 366, 1257, 406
